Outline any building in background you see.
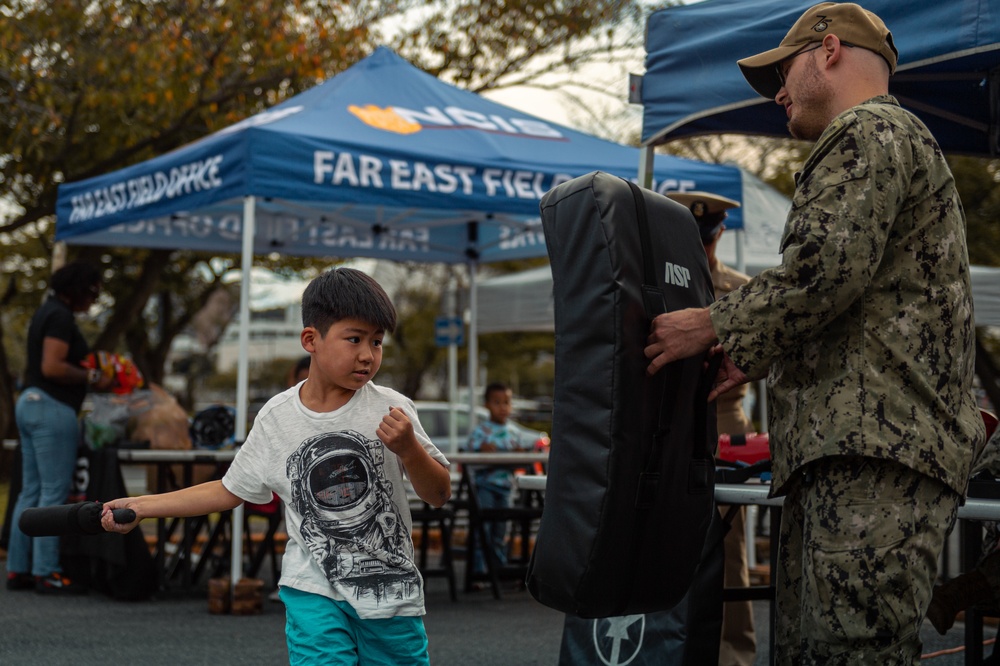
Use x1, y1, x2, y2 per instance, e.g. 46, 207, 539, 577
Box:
214, 302, 304, 373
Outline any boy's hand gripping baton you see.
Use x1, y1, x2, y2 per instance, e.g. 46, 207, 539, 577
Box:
18, 501, 136, 536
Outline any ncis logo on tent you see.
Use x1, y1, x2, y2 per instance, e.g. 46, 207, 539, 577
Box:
348, 104, 565, 140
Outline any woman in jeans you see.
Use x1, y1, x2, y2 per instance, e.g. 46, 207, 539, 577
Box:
7, 260, 112, 594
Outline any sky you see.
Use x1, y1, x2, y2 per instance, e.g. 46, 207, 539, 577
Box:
237, 261, 375, 310
235, 268, 314, 310
480, 53, 644, 141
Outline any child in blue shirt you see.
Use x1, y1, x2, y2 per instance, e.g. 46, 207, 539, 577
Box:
465, 382, 525, 576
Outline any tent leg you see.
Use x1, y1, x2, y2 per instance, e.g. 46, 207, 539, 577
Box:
231, 195, 255, 598
638, 145, 655, 189
468, 261, 478, 429
448, 280, 459, 452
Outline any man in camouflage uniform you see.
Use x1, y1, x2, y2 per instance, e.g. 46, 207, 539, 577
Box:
644, 3, 985, 664
668, 191, 757, 666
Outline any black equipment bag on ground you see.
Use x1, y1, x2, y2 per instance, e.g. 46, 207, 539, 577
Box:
527, 171, 719, 618
62, 447, 158, 601
557, 510, 726, 665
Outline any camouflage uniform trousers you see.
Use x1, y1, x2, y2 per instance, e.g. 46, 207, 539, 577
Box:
773, 455, 960, 665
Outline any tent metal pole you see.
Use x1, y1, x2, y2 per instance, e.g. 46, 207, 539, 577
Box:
735, 170, 748, 274
638, 145, 655, 188
468, 260, 478, 430
735, 229, 746, 274
231, 195, 255, 593
447, 280, 459, 451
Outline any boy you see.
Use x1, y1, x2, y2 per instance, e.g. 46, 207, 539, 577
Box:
102, 267, 452, 665
465, 382, 525, 577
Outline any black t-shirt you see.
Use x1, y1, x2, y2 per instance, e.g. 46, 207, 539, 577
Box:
24, 296, 90, 412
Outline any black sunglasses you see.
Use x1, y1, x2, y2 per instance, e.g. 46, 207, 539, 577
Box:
776, 43, 823, 87
776, 41, 857, 88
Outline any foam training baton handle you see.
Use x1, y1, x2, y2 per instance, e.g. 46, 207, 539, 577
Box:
18, 501, 137, 537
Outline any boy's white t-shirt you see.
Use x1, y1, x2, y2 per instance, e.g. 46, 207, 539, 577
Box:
222, 381, 449, 619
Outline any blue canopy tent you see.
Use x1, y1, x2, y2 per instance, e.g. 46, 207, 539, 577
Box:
55, 46, 746, 580
58, 46, 744, 254
56, 45, 743, 422
638, 0, 1000, 157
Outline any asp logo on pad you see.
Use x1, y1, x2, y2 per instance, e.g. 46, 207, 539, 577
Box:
348, 104, 566, 140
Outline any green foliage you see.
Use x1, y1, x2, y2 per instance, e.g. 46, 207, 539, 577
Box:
660, 134, 812, 198
478, 331, 555, 398
949, 156, 1000, 267
394, 1, 641, 93
663, 136, 1000, 270
1, 0, 373, 235
373, 262, 457, 399
204, 355, 301, 395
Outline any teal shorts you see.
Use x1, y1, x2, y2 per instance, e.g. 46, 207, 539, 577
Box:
280, 586, 430, 666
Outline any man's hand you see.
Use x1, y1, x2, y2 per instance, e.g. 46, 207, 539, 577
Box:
644, 308, 718, 376
707, 345, 751, 401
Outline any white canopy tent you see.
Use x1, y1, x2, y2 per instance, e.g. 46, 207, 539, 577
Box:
480, 168, 789, 333
478, 171, 1000, 332
478, 262, 1000, 333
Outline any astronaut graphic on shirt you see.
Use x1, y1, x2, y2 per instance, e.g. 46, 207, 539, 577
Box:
286, 429, 419, 603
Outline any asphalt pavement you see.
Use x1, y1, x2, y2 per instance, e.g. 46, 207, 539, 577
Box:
0, 556, 994, 665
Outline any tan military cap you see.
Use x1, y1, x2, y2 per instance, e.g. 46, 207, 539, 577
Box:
666, 191, 740, 242
737, 2, 898, 99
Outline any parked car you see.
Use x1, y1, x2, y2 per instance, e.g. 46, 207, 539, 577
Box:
413, 401, 548, 455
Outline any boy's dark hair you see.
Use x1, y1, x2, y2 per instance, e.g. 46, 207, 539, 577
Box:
484, 382, 510, 402
50, 260, 102, 305
301, 267, 396, 335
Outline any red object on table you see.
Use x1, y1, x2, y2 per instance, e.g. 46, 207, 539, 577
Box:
982, 409, 998, 441
717, 432, 770, 465
82, 351, 145, 394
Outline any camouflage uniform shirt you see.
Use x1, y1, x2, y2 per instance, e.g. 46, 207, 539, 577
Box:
711, 260, 754, 436
710, 95, 984, 497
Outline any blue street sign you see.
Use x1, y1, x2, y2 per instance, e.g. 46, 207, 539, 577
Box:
434, 316, 464, 347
